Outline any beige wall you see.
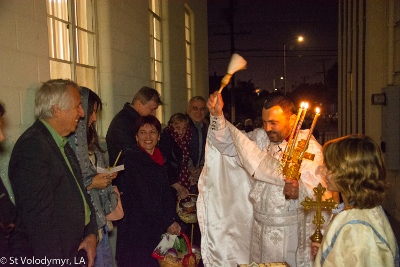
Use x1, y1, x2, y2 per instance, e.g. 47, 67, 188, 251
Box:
0, 0, 208, 201
160, 0, 209, 123
0, 0, 50, 202
364, 3, 387, 141
96, 0, 208, 134
96, 0, 153, 135
338, 0, 400, 220
364, 1, 400, 221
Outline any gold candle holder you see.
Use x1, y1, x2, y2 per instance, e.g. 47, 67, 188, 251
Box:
279, 102, 312, 180
283, 102, 304, 155
288, 102, 308, 158
279, 102, 304, 172
299, 108, 320, 161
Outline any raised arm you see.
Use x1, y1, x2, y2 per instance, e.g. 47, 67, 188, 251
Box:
207, 92, 237, 156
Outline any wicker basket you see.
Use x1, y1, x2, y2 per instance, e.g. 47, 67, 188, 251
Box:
176, 194, 198, 224
157, 231, 200, 267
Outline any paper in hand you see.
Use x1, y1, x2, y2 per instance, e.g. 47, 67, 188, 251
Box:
97, 165, 124, 174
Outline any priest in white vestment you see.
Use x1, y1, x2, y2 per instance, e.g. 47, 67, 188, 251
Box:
197, 92, 337, 267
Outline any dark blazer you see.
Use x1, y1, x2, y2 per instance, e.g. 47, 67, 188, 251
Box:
106, 103, 140, 188
8, 120, 97, 261
188, 118, 208, 168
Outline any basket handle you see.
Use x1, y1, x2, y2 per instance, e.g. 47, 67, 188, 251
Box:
176, 193, 198, 210
180, 230, 192, 253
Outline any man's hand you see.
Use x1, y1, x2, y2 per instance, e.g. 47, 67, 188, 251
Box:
78, 234, 97, 267
283, 179, 299, 199
206, 91, 224, 117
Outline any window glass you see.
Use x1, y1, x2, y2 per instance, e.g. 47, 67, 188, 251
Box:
47, 0, 97, 91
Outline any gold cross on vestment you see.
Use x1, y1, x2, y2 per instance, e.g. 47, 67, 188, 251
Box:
301, 183, 337, 242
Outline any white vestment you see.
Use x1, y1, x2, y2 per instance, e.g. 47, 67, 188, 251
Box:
197, 115, 333, 267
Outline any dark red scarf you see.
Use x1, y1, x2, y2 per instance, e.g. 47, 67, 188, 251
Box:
139, 145, 164, 166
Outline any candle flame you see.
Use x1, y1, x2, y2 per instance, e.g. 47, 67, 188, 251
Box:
300, 102, 305, 108
304, 102, 309, 109
298, 106, 320, 162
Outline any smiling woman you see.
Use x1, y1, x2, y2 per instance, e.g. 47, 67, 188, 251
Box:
136, 123, 160, 155
67, 87, 118, 267
116, 115, 181, 267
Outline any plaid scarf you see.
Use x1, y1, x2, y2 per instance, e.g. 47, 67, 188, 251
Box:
166, 123, 192, 189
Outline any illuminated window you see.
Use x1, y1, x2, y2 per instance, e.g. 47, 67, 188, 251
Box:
47, 0, 97, 91
185, 9, 192, 100
149, 0, 163, 121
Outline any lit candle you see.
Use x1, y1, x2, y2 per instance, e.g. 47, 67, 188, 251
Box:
288, 102, 304, 143
300, 108, 320, 160
283, 102, 304, 156
289, 102, 308, 157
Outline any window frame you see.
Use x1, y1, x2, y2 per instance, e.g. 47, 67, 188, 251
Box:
46, 0, 99, 92
149, 0, 164, 122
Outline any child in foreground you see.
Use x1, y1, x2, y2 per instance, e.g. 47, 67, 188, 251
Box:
312, 134, 399, 267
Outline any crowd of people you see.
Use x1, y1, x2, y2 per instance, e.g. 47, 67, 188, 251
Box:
0, 78, 398, 267
0, 79, 209, 267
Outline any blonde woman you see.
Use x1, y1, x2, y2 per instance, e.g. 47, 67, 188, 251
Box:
313, 134, 399, 267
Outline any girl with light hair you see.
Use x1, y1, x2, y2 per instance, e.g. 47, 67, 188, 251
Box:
313, 134, 399, 267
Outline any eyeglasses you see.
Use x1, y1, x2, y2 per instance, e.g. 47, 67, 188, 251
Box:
191, 107, 206, 112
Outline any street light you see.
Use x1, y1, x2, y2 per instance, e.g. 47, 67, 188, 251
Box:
273, 77, 284, 91
284, 36, 304, 95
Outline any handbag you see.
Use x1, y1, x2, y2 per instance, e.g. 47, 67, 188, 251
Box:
106, 186, 124, 221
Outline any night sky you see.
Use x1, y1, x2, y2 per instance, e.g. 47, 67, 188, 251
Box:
207, 0, 338, 92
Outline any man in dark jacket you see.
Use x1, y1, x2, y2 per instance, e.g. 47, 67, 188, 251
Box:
8, 79, 97, 266
186, 96, 208, 194
106, 86, 162, 188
